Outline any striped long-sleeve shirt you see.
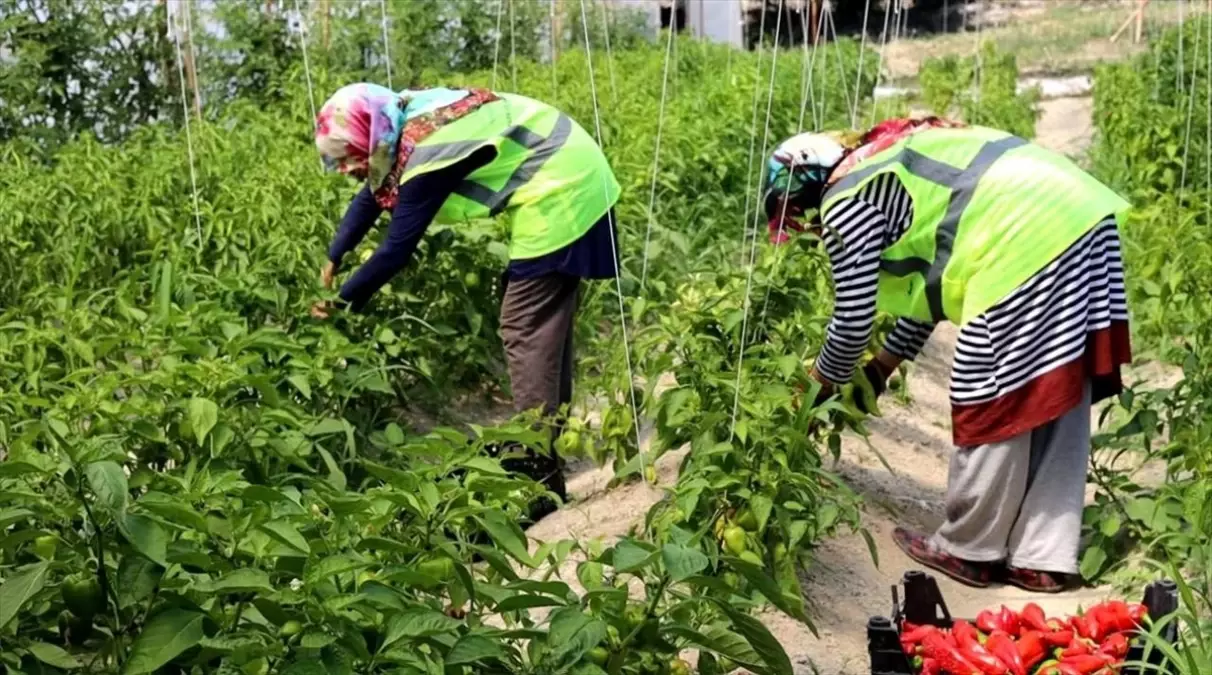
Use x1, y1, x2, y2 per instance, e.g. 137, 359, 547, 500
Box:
817, 173, 1132, 447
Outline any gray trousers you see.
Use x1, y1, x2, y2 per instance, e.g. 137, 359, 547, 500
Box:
932, 384, 1092, 574
499, 274, 579, 419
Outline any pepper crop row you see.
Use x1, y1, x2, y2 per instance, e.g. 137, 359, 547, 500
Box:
899, 600, 1150, 675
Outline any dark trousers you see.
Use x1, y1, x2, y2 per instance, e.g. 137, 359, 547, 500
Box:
494, 273, 580, 513
499, 273, 579, 419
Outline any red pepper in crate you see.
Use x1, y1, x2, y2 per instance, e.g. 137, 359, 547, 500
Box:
1071, 613, 1100, 642
976, 610, 1003, 635
999, 606, 1021, 637
1099, 632, 1129, 660
985, 631, 1026, 675
948, 621, 1008, 675
1058, 636, 1096, 658
1035, 661, 1082, 675
919, 657, 941, 675
900, 622, 939, 655
1127, 602, 1149, 627
921, 631, 982, 675
1016, 631, 1048, 670
1021, 603, 1050, 633
1057, 653, 1116, 674
952, 621, 981, 648
1042, 627, 1076, 648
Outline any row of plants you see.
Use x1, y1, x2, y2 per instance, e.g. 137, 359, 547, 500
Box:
1077, 17, 1212, 661
0, 26, 885, 673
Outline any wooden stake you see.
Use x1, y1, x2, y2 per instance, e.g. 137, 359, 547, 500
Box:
809, 0, 819, 45
320, 0, 331, 50
179, 1, 202, 117
1111, 0, 1148, 44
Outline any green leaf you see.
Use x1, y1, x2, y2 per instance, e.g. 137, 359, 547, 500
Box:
316, 446, 347, 491
723, 556, 812, 631
495, 594, 567, 612
612, 539, 658, 573
124, 608, 205, 674
1100, 514, 1123, 538
301, 630, 337, 649
445, 634, 505, 666
120, 513, 169, 566
28, 641, 81, 669
305, 555, 367, 586
201, 569, 274, 595
308, 418, 347, 436
0, 561, 50, 629
474, 511, 534, 567
187, 397, 219, 447
116, 556, 163, 610
667, 625, 766, 675
383, 608, 462, 649
714, 600, 794, 675
1080, 545, 1109, 581
261, 520, 311, 554
85, 461, 128, 514
661, 543, 708, 582
139, 492, 207, 531
748, 494, 773, 533
288, 375, 312, 400
544, 607, 608, 673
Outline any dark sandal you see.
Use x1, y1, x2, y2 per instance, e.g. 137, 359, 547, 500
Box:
1003, 566, 1072, 594
892, 527, 994, 589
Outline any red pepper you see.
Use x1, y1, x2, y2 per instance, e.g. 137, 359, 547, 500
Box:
922, 631, 983, 675
985, 631, 1026, 675
900, 623, 938, 644
1126, 603, 1149, 627
919, 657, 941, 675
1059, 637, 1095, 658
976, 610, 1004, 635
1071, 613, 1100, 642
1108, 601, 1137, 633
900, 623, 939, 655
958, 644, 1011, 675
952, 620, 982, 649
1058, 654, 1116, 674
1042, 628, 1076, 648
999, 606, 1021, 637
1017, 631, 1048, 669
1099, 632, 1129, 660
1022, 603, 1050, 632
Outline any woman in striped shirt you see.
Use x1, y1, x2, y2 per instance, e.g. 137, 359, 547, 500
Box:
765, 118, 1132, 593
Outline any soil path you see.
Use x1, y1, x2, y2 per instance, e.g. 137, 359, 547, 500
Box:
527, 96, 1152, 674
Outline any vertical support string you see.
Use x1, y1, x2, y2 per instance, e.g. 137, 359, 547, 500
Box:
730, 0, 785, 439
171, 0, 204, 246
851, 0, 873, 128
492, 0, 505, 90
576, 0, 646, 482
379, 0, 392, 88
640, 24, 676, 289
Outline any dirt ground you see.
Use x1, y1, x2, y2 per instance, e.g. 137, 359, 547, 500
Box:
525, 94, 1179, 674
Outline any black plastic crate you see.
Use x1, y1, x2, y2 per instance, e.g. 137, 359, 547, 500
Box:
867, 570, 1180, 675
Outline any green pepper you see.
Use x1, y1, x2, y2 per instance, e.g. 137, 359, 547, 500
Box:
61, 575, 104, 620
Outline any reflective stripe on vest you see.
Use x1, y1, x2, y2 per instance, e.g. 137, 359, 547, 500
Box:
821, 126, 1130, 324
830, 136, 1027, 322
399, 93, 618, 260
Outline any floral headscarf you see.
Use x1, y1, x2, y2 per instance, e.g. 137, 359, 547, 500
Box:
765, 117, 965, 244
315, 83, 407, 196
314, 83, 500, 210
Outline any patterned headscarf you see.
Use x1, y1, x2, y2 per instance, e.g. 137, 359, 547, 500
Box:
765, 117, 965, 244
314, 83, 500, 210
315, 83, 407, 196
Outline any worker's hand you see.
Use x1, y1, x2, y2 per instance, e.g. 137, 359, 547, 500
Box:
320, 261, 339, 290
851, 360, 893, 415
310, 300, 333, 320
